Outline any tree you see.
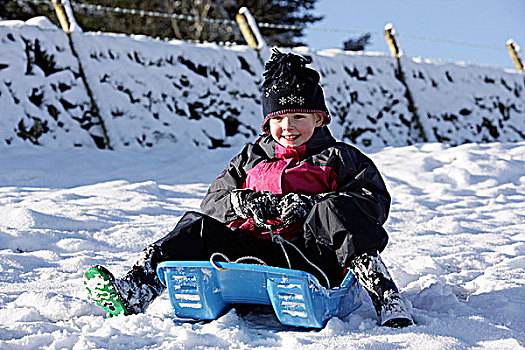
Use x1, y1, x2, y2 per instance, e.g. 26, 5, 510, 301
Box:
343, 33, 372, 51
0, 0, 56, 23
0, 0, 323, 47
222, 0, 323, 47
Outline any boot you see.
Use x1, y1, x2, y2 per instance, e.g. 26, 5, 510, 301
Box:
84, 265, 131, 317
349, 250, 414, 328
84, 245, 166, 316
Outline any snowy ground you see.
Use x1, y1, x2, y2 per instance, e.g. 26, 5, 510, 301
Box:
0, 142, 524, 349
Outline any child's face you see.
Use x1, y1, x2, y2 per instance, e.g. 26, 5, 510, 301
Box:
269, 113, 324, 148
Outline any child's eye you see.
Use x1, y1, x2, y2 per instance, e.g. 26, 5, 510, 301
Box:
271, 116, 283, 121
294, 115, 306, 119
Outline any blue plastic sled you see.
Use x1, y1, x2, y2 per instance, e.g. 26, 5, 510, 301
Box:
157, 261, 362, 328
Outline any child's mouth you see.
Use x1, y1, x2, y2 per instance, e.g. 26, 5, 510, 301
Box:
282, 135, 299, 141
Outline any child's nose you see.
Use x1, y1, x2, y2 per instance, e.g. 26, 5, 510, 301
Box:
283, 117, 294, 129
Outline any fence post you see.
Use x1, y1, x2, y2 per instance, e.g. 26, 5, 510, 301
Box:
51, 0, 113, 149
51, 0, 71, 33
506, 39, 524, 72
384, 23, 427, 143
384, 23, 402, 59
236, 7, 266, 50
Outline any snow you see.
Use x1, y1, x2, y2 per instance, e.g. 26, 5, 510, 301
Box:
0, 141, 524, 349
1, 16, 524, 350
1, 20, 523, 151
25, 17, 57, 30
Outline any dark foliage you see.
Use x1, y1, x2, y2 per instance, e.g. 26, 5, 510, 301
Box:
343, 33, 372, 51
17, 117, 49, 144
0, 0, 56, 22
1, 0, 323, 47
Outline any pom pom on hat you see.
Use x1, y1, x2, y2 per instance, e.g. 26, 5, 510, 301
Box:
261, 48, 330, 133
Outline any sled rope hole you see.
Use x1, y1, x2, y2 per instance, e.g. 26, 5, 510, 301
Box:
210, 252, 268, 271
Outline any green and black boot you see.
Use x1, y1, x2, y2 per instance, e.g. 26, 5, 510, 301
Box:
84, 245, 166, 317
84, 265, 131, 317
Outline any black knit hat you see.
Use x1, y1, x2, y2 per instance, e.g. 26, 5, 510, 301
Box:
261, 48, 331, 133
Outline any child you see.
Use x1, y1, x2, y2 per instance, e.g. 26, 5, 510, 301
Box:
84, 49, 414, 328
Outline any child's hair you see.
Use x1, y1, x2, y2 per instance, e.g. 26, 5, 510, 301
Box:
313, 113, 326, 121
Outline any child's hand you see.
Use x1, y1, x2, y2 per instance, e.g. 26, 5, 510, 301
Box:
230, 189, 280, 227
278, 193, 315, 227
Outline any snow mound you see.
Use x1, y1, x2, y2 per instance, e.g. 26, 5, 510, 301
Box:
0, 142, 523, 348
25, 16, 58, 30
1, 207, 111, 231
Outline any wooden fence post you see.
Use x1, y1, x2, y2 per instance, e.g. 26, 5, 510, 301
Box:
506, 39, 524, 72
236, 7, 266, 50
384, 23, 427, 143
51, 0, 71, 33
384, 23, 402, 58
51, 0, 112, 149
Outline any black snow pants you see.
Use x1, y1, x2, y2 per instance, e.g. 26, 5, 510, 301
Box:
149, 211, 345, 287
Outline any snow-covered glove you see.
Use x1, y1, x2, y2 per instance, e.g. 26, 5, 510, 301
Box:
278, 193, 315, 227
230, 189, 280, 227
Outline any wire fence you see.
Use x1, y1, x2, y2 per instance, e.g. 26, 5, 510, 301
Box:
14, 0, 510, 53
70, 2, 236, 26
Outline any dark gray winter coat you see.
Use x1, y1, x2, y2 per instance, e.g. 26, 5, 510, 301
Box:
200, 126, 390, 266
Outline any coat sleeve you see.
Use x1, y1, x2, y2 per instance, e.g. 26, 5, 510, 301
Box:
331, 144, 391, 224
199, 144, 252, 223
303, 144, 391, 265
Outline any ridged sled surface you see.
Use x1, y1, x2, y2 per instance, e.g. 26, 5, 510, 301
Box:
157, 261, 362, 328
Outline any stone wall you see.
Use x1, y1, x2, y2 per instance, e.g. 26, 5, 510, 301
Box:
1, 19, 523, 151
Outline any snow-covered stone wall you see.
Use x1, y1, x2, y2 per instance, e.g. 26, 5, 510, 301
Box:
1, 18, 524, 151
0, 19, 103, 148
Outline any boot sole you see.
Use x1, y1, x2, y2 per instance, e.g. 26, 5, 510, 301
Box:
84, 267, 130, 317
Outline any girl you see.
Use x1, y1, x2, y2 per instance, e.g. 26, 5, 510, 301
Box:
84, 49, 414, 328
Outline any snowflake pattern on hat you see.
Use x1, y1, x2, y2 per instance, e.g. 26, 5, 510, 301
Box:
261, 48, 331, 132
279, 94, 305, 105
